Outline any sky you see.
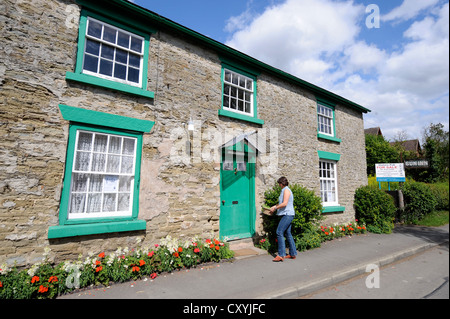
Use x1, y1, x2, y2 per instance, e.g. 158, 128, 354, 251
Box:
131, 0, 449, 142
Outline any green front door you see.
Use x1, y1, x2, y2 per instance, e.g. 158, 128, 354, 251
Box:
220, 142, 255, 240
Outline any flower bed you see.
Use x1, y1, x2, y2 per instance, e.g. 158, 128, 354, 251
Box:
0, 236, 233, 299
257, 220, 367, 253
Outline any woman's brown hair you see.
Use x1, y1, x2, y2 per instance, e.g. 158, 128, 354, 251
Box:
277, 176, 289, 187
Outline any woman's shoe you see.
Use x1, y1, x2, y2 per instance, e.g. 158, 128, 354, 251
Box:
272, 256, 284, 262
285, 255, 296, 259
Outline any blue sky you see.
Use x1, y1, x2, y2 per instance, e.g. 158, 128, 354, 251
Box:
132, 0, 449, 142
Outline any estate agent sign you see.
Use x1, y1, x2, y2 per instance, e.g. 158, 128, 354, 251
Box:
375, 163, 406, 182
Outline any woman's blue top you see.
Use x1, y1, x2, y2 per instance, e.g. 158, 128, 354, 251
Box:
277, 186, 295, 216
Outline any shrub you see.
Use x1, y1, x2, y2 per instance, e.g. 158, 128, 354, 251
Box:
295, 228, 322, 252
400, 181, 438, 224
428, 182, 449, 211
354, 185, 396, 233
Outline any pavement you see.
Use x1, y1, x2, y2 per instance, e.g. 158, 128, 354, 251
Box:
59, 224, 449, 299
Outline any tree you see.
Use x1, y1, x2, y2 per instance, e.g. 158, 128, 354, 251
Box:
422, 123, 449, 181
365, 134, 400, 176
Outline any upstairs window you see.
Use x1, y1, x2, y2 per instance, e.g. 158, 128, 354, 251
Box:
82, 17, 145, 87
317, 103, 334, 136
222, 68, 255, 117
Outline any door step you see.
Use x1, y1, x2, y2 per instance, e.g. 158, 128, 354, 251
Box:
227, 238, 267, 260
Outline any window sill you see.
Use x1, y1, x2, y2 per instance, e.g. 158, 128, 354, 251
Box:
48, 219, 146, 239
66, 72, 154, 99
322, 206, 346, 214
218, 109, 264, 125
318, 133, 341, 143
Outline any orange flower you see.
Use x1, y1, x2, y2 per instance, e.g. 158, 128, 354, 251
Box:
206, 239, 211, 244
38, 285, 48, 293
95, 266, 103, 272
209, 244, 214, 249
98, 252, 105, 258
131, 266, 140, 272
178, 247, 183, 253
95, 260, 101, 266
325, 232, 329, 235
214, 239, 219, 245
215, 246, 220, 251
31, 276, 39, 284
48, 276, 58, 283
139, 260, 145, 266
173, 252, 179, 258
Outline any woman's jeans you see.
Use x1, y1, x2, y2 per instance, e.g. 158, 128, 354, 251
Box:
276, 215, 297, 257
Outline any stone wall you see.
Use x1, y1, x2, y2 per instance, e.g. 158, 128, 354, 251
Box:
0, 0, 367, 267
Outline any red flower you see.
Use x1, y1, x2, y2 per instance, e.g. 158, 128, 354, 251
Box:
178, 247, 183, 253
215, 246, 220, 251
150, 273, 157, 279
173, 252, 179, 258
0, 281, 3, 288
139, 260, 145, 266
194, 248, 200, 253
48, 276, 58, 283
148, 251, 155, 257
95, 266, 103, 272
206, 239, 211, 244
95, 260, 101, 266
31, 276, 39, 284
38, 285, 48, 294
98, 252, 105, 258
325, 232, 329, 235
131, 266, 140, 272
209, 244, 214, 249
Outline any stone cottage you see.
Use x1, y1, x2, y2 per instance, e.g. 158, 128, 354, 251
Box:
0, 0, 370, 267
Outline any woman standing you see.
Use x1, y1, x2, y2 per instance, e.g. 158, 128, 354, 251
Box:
270, 177, 297, 262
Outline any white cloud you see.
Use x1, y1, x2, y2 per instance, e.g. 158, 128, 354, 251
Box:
225, 0, 364, 83
382, 0, 440, 23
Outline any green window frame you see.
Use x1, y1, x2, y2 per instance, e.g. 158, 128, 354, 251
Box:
65, 8, 154, 99
318, 150, 345, 213
317, 97, 341, 143
48, 105, 154, 239
218, 58, 264, 125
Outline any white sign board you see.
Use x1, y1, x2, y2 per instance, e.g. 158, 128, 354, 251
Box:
375, 163, 406, 182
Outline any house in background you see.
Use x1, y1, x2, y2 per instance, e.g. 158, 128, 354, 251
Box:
1, 0, 370, 267
390, 139, 422, 158
364, 127, 383, 137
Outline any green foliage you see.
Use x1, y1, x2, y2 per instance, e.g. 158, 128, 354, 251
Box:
365, 134, 400, 176
354, 185, 397, 233
400, 181, 438, 224
295, 228, 322, 252
428, 182, 449, 211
